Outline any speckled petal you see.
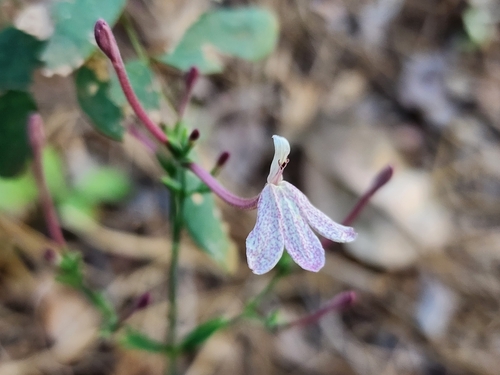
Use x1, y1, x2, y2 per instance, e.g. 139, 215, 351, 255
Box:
282, 181, 357, 243
246, 184, 284, 274
276, 185, 325, 272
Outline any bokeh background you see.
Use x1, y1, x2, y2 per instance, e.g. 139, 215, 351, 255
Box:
1, 0, 499, 374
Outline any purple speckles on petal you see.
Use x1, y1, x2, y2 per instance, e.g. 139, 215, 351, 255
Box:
282, 181, 357, 243
246, 185, 284, 275
276, 185, 325, 272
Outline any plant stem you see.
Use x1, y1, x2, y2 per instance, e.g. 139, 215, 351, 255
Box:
166, 167, 186, 375
121, 13, 148, 62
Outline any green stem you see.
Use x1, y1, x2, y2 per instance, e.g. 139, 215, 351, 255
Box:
240, 272, 282, 320
166, 168, 186, 375
121, 13, 149, 62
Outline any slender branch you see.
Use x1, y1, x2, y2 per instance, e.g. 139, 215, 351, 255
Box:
278, 291, 356, 331
166, 168, 186, 375
121, 13, 148, 62
94, 19, 168, 144
178, 67, 199, 120
28, 114, 66, 247
342, 165, 394, 226
188, 162, 259, 210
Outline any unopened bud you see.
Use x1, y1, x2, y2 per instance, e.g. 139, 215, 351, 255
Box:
211, 151, 230, 176
216, 151, 230, 168
94, 19, 120, 64
189, 129, 200, 143
135, 292, 152, 310
372, 165, 394, 190
186, 66, 200, 92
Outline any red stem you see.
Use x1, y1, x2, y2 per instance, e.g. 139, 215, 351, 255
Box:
281, 291, 356, 330
28, 114, 66, 247
342, 165, 393, 226
178, 67, 200, 119
188, 162, 259, 210
94, 19, 168, 144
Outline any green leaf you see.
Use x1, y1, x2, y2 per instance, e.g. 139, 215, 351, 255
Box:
157, 7, 278, 73
463, 6, 495, 46
183, 170, 237, 272
0, 27, 44, 91
56, 251, 84, 288
109, 59, 161, 112
121, 328, 173, 353
0, 147, 67, 215
40, 0, 127, 75
75, 64, 124, 141
42, 147, 68, 200
0, 172, 36, 215
179, 317, 229, 352
0, 91, 37, 177
75, 167, 131, 204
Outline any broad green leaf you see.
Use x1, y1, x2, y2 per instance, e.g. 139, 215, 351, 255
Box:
121, 328, 173, 353
183, 170, 237, 273
0, 27, 44, 91
40, 0, 127, 75
75, 167, 131, 204
0, 91, 37, 177
75, 64, 124, 141
158, 7, 279, 73
179, 317, 229, 352
0, 147, 67, 215
109, 59, 161, 112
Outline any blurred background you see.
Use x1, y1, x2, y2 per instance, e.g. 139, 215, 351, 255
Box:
1, 0, 500, 374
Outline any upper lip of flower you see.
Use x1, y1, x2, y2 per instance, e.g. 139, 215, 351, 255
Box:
246, 135, 357, 275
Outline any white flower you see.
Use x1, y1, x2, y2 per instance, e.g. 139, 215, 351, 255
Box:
246, 135, 357, 275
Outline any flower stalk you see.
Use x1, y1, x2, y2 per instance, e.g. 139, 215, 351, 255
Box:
94, 19, 168, 144
342, 165, 394, 226
28, 114, 66, 247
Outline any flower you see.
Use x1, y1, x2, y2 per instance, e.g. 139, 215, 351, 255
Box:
246, 136, 357, 275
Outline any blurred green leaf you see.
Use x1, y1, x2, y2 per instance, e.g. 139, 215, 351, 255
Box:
0, 91, 37, 177
121, 328, 173, 353
75, 65, 124, 141
109, 59, 161, 112
157, 7, 278, 73
0, 27, 44, 91
0, 147, 67, 215
40, 0, 127, 75
75, 167, 131, 204
56, 251, 84, 288
0, 172, 36, 215
183, 170, 237, 272
463, 6, 495, 47
179, 317, 229, 352
42, 147, 68, 200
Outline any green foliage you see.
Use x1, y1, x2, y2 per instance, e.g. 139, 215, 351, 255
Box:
0, 91, 37, 177
41, 0, 127, 74
179, 317, 230, 352
0, 172, 36, 215
121, 328, 173, 353
158, 7, 278, 73
0, 147, 67, 215
74, 167, 131, 204
75, 65, 124, 141
183, 170, 235, 271
56, 251, 84, 288
0, 27, 44, 91
463, 6, 495, 47
109, 59, 161, 112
